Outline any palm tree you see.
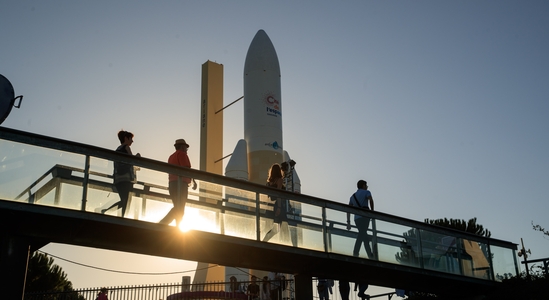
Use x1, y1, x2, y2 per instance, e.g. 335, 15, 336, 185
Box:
395, 218, 492, 278
24, 251, 85, 300
425, 217, 491, 238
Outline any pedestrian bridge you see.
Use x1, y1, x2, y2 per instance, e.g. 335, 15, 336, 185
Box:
0, 127, 519, 299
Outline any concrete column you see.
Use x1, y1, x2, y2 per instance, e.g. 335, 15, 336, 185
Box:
294, 273, 313, 300
0, 235, 30, 299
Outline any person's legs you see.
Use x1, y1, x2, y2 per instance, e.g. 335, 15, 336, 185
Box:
320, 286, 329, 300
357, 283, 369, 299
160, 181, 178, 225
270, 287, 280, 300
264, 199, 283, 241
339, 281, 350, 300
160, 180, 188, 226
105, 181, 132, 216
102, 200, 120, 214
353, 217, 373, 258
262, 223, 279, 242
173, 186, 188, 226
118, 181, 133, 216
353, 217, 367, 256
361, 218, 373, 258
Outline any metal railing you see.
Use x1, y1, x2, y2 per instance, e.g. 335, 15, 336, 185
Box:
0, 126, 519, 284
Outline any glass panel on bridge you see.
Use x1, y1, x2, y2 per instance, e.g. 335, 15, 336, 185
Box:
375, 220, 421, 267
461, 239, 492, 280
0, 139, 84, 205
0, 129, 520, 284
491, 244, 518, 281
326, 208, 355, 256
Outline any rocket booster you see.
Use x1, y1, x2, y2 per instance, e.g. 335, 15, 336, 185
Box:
243, 30, 283, 184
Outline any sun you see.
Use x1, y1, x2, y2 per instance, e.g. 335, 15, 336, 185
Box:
178, 207, 217, 233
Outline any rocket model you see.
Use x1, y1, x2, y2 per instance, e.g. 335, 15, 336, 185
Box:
226, 29, 300, 191
195, 30, 300, 286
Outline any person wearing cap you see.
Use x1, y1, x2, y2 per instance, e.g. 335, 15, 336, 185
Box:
159, 139, 197, 226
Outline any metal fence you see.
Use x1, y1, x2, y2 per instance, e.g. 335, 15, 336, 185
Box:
24, 279, 294, 300
25, 283, 181, 300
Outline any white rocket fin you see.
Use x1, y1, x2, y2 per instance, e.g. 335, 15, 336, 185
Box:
225, 139, 249, 180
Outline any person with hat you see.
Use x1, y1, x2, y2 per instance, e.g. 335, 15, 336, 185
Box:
159, 138, 197, 226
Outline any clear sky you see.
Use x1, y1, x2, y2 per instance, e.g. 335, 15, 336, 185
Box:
2, 0, 549, 295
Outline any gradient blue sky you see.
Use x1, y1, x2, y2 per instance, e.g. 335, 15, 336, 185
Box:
2, 0, 548, 294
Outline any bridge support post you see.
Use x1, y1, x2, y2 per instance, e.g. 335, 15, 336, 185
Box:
0, 235, 30, 299
294, 273, 313, 300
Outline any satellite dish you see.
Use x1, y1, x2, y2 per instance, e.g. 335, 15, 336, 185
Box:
0, 74, 23, 125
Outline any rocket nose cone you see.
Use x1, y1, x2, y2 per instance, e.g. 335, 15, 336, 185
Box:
254, 29, 268, 40
244, 30, 280, 74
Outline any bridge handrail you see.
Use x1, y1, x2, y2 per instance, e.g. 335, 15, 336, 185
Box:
0, 126, 519, 283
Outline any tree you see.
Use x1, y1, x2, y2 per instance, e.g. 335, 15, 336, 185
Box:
395, 217, 491, 266
25, 252, 78, 293
532, 221, 549, 238
396, 218, 492, 299
424, 217, 491, 238
26, 252, 73, 292
402, 219, 549, 299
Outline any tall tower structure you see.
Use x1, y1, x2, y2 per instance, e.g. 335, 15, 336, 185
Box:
194, 61, 249, 286
195, 61, 224, 284
199, 60, 223, 174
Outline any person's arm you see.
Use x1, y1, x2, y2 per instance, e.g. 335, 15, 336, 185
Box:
346, 212, 351, 230
124, 145, 133, 155
179, 152, 191, 168
347, 198, 353, 230
177, 152, 194, 186
368, 195, 374, 211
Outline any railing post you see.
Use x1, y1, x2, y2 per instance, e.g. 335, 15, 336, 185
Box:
80, 155, 90, 211
456, 238, 464, 276
370, 218, 378, 260
256, 192, 261, 241
28, 191, 34, 204
487, 242, 495, 280
417, 228, 424, 269
141, 185, 150, 218
322, 206, 328, 253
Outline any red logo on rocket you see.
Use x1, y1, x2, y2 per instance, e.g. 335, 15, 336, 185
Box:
264, 92, 281, 116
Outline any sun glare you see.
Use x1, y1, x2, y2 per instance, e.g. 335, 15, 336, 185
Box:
178, 208, 217, 233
